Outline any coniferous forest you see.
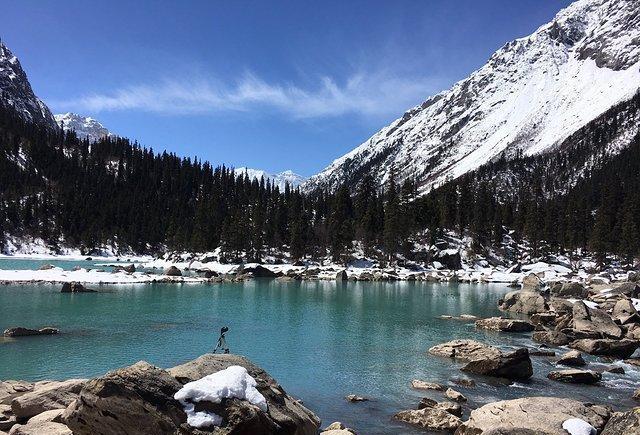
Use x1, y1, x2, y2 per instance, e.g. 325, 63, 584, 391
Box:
1, 93, 639, 263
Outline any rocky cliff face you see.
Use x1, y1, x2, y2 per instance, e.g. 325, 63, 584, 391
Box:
305, 0, 640, 194
0, 41, 57, 130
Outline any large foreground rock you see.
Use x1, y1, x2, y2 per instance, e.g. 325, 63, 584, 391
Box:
498, 291, 548, 314
601, 408, 640, 435
475, 317, 534, 333
461, 348, 533, 381
394, 407, 462, 432
11, 379, 85, 419
570, 338, 639, 358
64, 354, 320, 435
455, 397, 611, 434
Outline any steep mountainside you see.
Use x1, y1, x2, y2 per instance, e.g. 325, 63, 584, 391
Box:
305, 0, 640, 194
0, 41, 57, 130
55, 112, 113, 142
235, 167, 306, 190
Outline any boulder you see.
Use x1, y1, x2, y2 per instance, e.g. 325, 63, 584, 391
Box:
570, 338, 639, 358
60, 283, 96, 293
164, 266, 182, 276
243, 265, 277, 278
522, 273, 543, 291
444, 388, 466, 402
612, 299, 639, 324
547, 369, 601, 384
411, 380, 445, 391
571, 301, 623, 339
475, 317, 534, 333
532, 330, 572, 346
461, 348, 533, 381
11, 379, 85, 419
0, 381, 33, 403
498, 291, 548, 315
455, 397, 611, 434
167, 353, 320, 434
433, 250, 462, 270
556, 350, 586, 367
38, 264, 54, 270
8, 421, 72, 435
3, 327, 58, 338
601, 408, 640, 435
428, 340, 501, 362
552, 282, 588, 298
613, 282, 640, 298
344, 394, 367, 403
530, 312, 557, 327
335, 270, 348, 281
394, 407, 462, 432
320, 421, 355, 435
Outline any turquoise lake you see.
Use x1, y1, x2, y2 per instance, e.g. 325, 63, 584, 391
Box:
1, 278, 638, 434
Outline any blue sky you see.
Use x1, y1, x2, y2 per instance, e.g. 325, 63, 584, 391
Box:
3, 0, 571, 176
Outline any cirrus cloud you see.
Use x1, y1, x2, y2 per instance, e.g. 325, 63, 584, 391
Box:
51, 71, 444, 120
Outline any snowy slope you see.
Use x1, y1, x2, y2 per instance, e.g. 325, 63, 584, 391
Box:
55, 112, 113, 142
0, 41, 57, 129
305, 0, 640, 194
235, 167, 306, 190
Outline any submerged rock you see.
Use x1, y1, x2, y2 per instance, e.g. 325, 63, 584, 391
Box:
475, 317, 534, 333
3, 327, 58, 338
428, 339, 501, 362
547, 369, 601, 384
344, 394, 368, 402
455, 397, 611, 434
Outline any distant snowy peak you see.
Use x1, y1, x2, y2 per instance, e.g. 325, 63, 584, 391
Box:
235, 167, 306, 190
55, 112, 113, 142
0, 41, 57, 129
305, 0, 640, 194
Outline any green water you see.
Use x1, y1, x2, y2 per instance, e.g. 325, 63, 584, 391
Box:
1, 279, 638, 434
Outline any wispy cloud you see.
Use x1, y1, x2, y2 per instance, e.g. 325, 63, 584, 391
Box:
51, 71, 443, 120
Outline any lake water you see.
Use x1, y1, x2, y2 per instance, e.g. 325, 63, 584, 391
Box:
1, 276, 638, 434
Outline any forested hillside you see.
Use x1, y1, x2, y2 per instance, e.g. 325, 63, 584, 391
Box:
1, 91, 639, 264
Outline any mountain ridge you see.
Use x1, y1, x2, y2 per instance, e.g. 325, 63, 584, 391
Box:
55, 112, 113, 142
304, 0, 640, 194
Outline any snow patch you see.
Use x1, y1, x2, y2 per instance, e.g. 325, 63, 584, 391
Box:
174, 365, 267, 429
562, 418, 596, 435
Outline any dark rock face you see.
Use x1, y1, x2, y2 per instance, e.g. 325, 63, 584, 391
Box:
475, 317, 534, 333
164, 266, 182, 276
243, 265, 277, 278
3, 327, 58, 337
60, 283, 96, 293
601, 408, 640, 435
335, 270, 348, 281
433, 250, 461, 270
552, 282, 588, 298
461, 348, 533, 381
547, 369, 601, 384
570, 338, 639, 358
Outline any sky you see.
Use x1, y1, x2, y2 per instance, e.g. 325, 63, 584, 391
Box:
3, 0, 572, 176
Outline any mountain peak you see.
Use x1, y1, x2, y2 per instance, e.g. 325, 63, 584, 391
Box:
305, 0, 640, 194
235, 167, 306, 190
54, 112, 113, 142
0, 40, 57, 129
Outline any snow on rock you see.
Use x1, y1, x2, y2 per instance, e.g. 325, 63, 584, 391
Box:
304, 0, 640, 194
55, 112, 113, 142
174, 365, 267, 429
562, 418, 596, 435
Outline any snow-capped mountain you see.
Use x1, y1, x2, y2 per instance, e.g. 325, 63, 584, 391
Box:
55, 112, 113, 142
305, 0, 640, 194
235, 167, 306, 190
0, 41, 57, 129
